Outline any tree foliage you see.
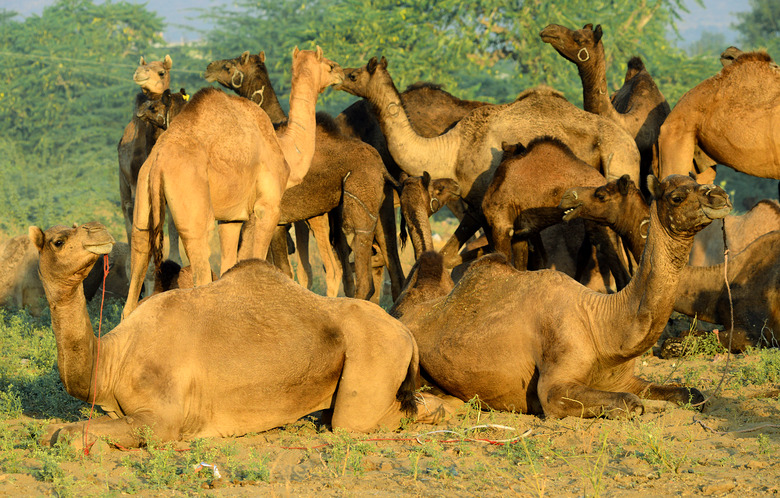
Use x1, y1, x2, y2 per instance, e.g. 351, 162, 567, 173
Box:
733, 0, 780, 56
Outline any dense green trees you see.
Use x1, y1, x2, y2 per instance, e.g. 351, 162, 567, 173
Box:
0, 0, 777, 238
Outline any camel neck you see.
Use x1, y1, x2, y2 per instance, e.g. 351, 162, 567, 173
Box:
606, 204, 694, 359
47, 286, 97, 402
279, 66, 319, 185
242, 71, 287, 124
612, 194, 651, 261
366, 76, 459, 180
576, 45, 620, 122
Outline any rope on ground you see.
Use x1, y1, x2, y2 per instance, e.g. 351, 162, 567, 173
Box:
694, 417, 780, 435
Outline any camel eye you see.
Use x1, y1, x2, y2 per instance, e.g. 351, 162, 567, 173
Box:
349, 73, 357, 81
670, 195, 684, 204
595, 190, 606, 201
53, 239, 65, 248
158, 71, 165, 77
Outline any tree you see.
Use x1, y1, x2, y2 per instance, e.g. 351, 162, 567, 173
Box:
733, 0, 780, 56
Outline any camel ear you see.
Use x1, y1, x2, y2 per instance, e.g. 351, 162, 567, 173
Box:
379, 56, 388, 69
29, 226, 45, 252
647, 175, 662, 200
139, 56, 146, 66
259, 51, 265, 63
163, 54, 173, 70
594, 25, 603, 43
315, 45, 323, 62
293, 46, 300, 59
617, 174, 632, 195
422, 171, 431, 190
367, 56, 379, 73
240, 51, 251, 65
162, 89, 172, 105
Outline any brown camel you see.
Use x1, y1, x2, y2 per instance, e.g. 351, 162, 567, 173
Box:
720, 46, 743, 67
337, 57, 640, 266
122, 48, 343, 318
559, 175, 780, 351
659, 51, 780, 183
135, 88, 189, 131
204, 51, 402, 301
117, 56, 179, 260
0, 235, 130, 316
481, 137, 629, 289
398, 173, 461, 260
32, 222, 452, 449
391, 175, 731, 417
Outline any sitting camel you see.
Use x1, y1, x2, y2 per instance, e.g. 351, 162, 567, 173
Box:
122, 48, 343, 318
32, 222, 452, 449
204, 51, 402, 301
481, 137, 629, 288
337, 56, 640, 267
398, 172, 461, 260
559, 175, 780, 351
659, 51, 780, 183
391, 175, 731, 417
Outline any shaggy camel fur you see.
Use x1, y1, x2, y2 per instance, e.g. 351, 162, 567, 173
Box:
559, 175, 780, 351
117, 56, 179, 260
0, 235, 129, 316
337, 57, 640, 266
392, 175, 731, 417
204, 51, 401, 301
481, 137, 629, 289
399, 173, 461, 259
32, 222, 452, 449
122, 48, 343, 318
659, 51, 780, 183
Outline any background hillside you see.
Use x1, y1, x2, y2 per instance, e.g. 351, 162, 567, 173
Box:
0, 0, 778, 241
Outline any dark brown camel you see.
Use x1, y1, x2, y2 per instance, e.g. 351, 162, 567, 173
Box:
135, 88, 189, 131
398, 172, 461, 260
205, 51, 403, 301
560, 175, 780, 351
33, 222, 452, 449
392, 175, 731, 417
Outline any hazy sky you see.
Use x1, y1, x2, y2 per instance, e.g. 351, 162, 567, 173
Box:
3, 0, 751, 46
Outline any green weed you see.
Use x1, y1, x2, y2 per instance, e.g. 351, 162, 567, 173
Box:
626, 420, 690, 473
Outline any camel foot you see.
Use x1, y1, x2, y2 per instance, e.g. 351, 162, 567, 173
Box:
415, 392, 464, 424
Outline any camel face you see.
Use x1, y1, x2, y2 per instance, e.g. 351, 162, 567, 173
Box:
204, 51, 271, 92
539, 23, 602, 64
136, 96, 167, 129
133, 55, 172, 98
30, 222, 115, 290
337, 56, 387, 98
560, 174, 635, 224
649, 175, 731, 238
292, 47, 344, 92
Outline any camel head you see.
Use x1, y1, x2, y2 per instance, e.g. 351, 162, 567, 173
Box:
540, 23, 603, 65
647, 174, 732, 238
401, 172, 461, 216
720, 46, 744, 67
291, 46, 344, 93
337, 56, 389, 98
204, 51, 272, 95
560, 174, 638, 224
133, 55, 173, 98
137, 88, 188, 130
29, 222, 115, 299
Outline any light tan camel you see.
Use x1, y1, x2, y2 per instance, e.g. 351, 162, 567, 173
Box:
0, 235, 129, 316
559, 175, 779, 351
337, 57, 640, 266
117, 56, 178, 259
204, 51, 401, 301
122, 48, 343, 318
32, 222, 453, 449
659, 51, 780, 183
391, 175, 731, 417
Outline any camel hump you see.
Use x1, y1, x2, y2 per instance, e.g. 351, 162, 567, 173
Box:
514, 85, 565, 102
315, 112, 341, 135
405, 81, 445, 92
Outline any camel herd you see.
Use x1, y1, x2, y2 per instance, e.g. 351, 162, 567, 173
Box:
5, 23, 780, 449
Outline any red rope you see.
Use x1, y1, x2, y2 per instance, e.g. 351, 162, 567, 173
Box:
83, 254, 110, 455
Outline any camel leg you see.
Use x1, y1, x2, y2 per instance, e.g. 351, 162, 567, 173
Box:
510, 238, 529, 269
370, 247, 384, 305
658, 121, 698, 179
332, 211, 356, 297
165, 206, 181, 264
308, 215, 342, 297
293, 221, 313, 289
439, 210, 484, 268
47, 413, 179, 450
269, 226, 294, 278
217, 221, 243, 276
248, 196, 282, 261
527, 232, 548, 270
122, 226, 151, 319
626, 376, 705, 407
376, 183, 405, 300
537, 372, 644, 419
352, 230, 376, 300
119, 174, 134, 246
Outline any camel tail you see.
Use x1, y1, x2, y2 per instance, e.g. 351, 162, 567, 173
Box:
396, 341, 420, 418
148, 167, 166, 281
383, 167, 401, 192
399, 212, 408, 250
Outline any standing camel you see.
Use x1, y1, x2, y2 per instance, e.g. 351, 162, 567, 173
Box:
391, 175, 731, 417
32, 222, 452, 449
659, 51, 780, 183
337, 56, 639, 266
204, 51, 402, 301
122, 48, 343, 318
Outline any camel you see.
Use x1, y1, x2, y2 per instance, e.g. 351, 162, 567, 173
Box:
720, 46, 743, 67
398, 173, 461, 259
481, 137, 629, 288
337, 56, 640, 266
391, 175, 731, 417
204, 51, 402, 301
117, 56, 180, 260
32, 222, 453, 449
135, 88, 189, 131
122, 48, 343, 318
559, 175, 780, 351
659, 51, 780, 183
0, 234, 129, 316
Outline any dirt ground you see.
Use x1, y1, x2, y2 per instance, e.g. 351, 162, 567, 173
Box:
1, 345, 779, 497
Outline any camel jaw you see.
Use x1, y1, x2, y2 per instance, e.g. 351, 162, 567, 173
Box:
561, 204, 582, 222
85, 242, 114, 255
702, 204, 732, 221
